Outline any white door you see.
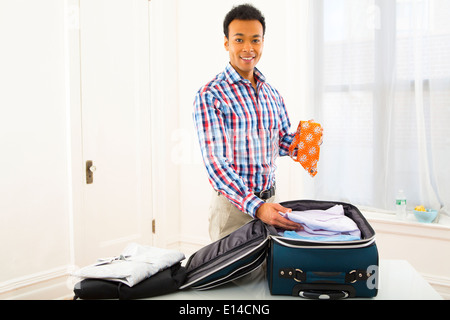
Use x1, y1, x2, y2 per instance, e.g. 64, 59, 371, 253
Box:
76, 0, 153, 265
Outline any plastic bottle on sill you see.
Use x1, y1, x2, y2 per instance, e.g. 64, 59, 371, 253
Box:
396, 189, 407, 220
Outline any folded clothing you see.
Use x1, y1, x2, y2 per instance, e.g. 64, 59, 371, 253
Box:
280, 204, 361, 241
73, 263, 186, 300
281, 231, 360, 242
72, 243, 185, 287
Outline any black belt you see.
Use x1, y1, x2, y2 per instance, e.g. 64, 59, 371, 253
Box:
254, 185, 276, 200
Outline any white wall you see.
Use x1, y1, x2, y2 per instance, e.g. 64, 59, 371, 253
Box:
0, 0, 72, 298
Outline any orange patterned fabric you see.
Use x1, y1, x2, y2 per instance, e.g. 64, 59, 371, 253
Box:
289, 120, 323, 177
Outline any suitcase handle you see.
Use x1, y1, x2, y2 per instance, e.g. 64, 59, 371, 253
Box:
293, 283, 356, 299
299, 290, 348, 300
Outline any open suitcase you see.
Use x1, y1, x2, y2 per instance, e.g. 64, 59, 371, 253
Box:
181, 200, 378, 299
267, 200, 378, 299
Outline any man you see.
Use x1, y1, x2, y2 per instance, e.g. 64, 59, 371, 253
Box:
193, 4, 302, 241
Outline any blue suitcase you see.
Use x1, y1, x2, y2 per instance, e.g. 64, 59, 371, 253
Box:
267, 200, 379, 299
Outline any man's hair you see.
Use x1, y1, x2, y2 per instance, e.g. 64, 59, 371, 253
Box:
223, 4, 266, 39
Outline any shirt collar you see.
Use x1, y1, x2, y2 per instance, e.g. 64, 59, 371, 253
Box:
224, 62, 266, 85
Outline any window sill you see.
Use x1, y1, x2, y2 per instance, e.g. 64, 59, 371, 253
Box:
359, 207, 450, 241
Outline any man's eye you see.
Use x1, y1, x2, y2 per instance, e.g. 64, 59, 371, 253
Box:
252, 39, 260, 44
235, 39, 243, 43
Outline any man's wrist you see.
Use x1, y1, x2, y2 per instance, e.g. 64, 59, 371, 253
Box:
243, 193, 265, 218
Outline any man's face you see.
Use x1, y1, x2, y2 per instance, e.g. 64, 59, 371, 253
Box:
224, 19, 264, 80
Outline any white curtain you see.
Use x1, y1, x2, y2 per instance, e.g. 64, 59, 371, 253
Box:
304, 0, 450, 216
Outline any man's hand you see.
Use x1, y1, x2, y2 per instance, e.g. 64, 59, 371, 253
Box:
256, 203, 303, 230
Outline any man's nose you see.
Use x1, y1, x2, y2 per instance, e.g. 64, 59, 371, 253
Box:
243, 41, 254, 52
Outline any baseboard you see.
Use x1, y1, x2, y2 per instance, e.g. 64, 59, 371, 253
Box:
422, 274, 450, 300
0, 266, 73, 300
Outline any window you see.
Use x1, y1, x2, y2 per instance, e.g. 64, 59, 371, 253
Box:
311, 0, 450, 214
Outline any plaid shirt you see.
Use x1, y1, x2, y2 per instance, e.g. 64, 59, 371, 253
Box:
193, 63, 295, 217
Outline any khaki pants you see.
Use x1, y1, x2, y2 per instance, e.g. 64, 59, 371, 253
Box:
208, 190, 278, 242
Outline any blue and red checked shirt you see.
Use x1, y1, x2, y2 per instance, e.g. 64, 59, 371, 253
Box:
193, 63, 295, 217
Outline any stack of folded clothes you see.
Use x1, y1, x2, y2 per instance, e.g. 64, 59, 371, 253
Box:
279, 204, 361, 242
72, 243, 186, 300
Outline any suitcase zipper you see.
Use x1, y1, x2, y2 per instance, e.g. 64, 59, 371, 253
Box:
271, 236, 376, 249
191, 249, 267, 290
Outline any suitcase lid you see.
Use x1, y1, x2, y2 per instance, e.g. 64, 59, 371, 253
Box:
180, 219, 272, 290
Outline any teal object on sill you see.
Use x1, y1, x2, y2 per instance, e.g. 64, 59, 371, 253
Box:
413, 209, 438, 223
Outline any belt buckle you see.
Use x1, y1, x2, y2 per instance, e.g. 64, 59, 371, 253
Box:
260, 189, 270, 200
259, 186, 274, 200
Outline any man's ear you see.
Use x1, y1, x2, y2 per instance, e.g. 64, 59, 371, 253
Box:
224, 36, 229, 51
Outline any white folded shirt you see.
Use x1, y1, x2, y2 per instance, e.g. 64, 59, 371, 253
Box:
72, 243, 185, 287
284, 204, 361, 238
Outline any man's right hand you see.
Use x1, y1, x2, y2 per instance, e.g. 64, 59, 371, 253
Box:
255, 203, 303, 230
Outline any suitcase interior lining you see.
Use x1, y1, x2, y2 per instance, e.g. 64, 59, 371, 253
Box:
279, 200, 376, 240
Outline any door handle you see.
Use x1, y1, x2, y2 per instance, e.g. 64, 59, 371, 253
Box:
86, 160, 95, 184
